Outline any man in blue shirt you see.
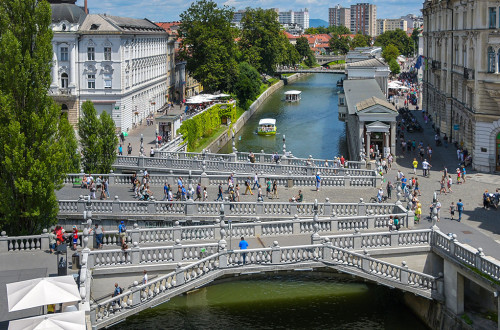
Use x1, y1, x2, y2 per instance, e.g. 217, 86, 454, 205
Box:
163, 182, 169, 201
118, 221, 126, 245
457, 199, 464, 222
239, 237, 249, 264
315, 172, 321, 191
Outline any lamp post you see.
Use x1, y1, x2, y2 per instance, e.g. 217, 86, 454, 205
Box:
282, 134, 286, 156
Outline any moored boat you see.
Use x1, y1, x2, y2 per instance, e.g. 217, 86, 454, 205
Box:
284, 90, 301, 102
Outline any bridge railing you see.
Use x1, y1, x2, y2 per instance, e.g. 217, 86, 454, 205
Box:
113, 154, 372, 178
90, 241, 438, 328
432, 229, 500, 282
58, 198, 404, 221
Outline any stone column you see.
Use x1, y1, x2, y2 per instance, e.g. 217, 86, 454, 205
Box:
51, 48, 58, 88
69, 42, 76, 87
390, 122, 396, 156
443, 259, 464, 314
365, 131, 371, 160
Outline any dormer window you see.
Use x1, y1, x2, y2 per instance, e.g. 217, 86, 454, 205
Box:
90, 24, 100, 30
62, 24, 66, 31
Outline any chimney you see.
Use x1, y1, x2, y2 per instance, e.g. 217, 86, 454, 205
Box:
84, 0, 88, 14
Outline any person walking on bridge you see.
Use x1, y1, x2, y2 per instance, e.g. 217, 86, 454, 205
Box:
216, 184, 224, 201
239, 237, 249, 264
315, 172, 321, 191
244, 177, 253, 195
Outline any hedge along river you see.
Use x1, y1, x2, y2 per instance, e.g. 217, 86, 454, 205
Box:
219, 74, 348, 159
113, 273, 428, 329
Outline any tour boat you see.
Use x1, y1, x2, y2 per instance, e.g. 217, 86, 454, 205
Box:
284, 90, 301, 102
257, 118, 277, 136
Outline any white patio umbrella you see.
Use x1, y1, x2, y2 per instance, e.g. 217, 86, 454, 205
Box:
8, 311, 85, 330
7, 275, 81, 312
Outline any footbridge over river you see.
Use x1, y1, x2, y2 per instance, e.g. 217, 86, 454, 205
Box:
70, 227, 500, 329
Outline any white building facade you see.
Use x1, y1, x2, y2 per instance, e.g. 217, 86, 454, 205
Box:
423, 0, 500, 172
48, 1, 175, 132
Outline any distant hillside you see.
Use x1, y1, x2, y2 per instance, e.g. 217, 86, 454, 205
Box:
309, 19, 328, 28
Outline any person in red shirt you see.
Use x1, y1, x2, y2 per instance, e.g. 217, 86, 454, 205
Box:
340, 155, 345, 167
72, 226, 78, 251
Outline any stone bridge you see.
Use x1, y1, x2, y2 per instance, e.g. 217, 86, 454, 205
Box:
71, 227, 499, 329
276, 68, 345, 74
315, 55, 345, 65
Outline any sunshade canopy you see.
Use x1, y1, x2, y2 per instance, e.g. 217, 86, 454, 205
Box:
258, 118, 276, 125
8, 311, 85, 330
7, 275, 81, 312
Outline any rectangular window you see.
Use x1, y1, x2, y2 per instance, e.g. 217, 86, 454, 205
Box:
87, 47, 95, 61
489, 8, 496, 29
104, 47, 111, 61
88, 74, 95, 89
60, 47, 69, 61
104, 73, 112, 89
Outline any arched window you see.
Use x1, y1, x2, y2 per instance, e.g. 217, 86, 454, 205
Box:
488, 47, 496, 73
61, 73, 68, 88
462, 45, 467, 67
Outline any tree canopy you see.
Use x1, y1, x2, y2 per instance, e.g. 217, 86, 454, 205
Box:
179, 0, 238, 92
382, 44, 400, 63
389, 58, 401, 75
239, 8, 294, 74
0, 0, 79, 234
329, 34, 351, 55
350, 33, 370, 49
375, 29, 414, 57
234, 62, 261, 109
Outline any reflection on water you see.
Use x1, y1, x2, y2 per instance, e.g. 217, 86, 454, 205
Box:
115, 274, 428, 330
219, 74, 348, 159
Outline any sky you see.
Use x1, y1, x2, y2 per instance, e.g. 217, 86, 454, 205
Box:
76, 0, 423, 23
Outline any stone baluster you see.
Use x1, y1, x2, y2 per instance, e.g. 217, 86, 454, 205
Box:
214, 219, 222, 240
138, 155, 145, 168
186, 198, 194, 216
292, 214, 300, 235
131, 242, 141, 265
342, 173, 349, 187
0, 231, 8, 252
324, 198, 331, 216
108, 170, 116, 185
172, 221, 181, 242
218, 240, 227, 268
40, 229, 49, 251
175, 263, 185, 286
475, 247, 485, 271
407, 210, 415, 229
357, 198, 366, 216
77, 195, 86, 214
367, 210, 375, 229
390, 230, 399, 247
112, 196, 121, 214
322, 238, 333, 260
255, 198, 264, 216
329, 210, 338, 228
353, 228, 361, 249
130, 223, 140, 244
131, 281, 141, 307
449, 234, 458, 256
361, 249, 370, 272
289, 201, 297, 216
271, 241, 281, 263
173, 239, 183, 262
254, 217, 262, 236
259, 150, 265, 163
400, 261, 409, 285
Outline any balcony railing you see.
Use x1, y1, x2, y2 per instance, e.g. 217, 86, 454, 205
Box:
431, 60, 441, 70
464, 68, 474, 80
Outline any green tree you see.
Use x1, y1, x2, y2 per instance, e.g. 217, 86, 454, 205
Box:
79, 101, 101, 174
234, 62, 261, 109
0, 0, 78, 235
295, 37, 310, 59
329, 25, 351, 35
99, 112, 118, 174
59, 113, 80, 173
382, 44, 400, 63
351, 33, 368, 49
304, 27, 319, 34
329, 34, 351, 55
375, 29, 414, 57
239, 8, 286, 74
179, 0, 238, 92
389, 58, 401, 75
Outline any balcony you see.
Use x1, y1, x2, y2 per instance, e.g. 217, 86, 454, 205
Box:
431, 60, 441, 70
59, 88, 71, 95
464, 68, 474, 80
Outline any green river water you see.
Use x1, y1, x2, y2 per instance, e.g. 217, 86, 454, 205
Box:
114, 74, 428, 330
115, 274, 427, 329
219, 74, 348, 159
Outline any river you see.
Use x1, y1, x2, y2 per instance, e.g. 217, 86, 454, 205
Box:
114, 273, 427, 329
112, 75, 428, 329
219, 74, 348, 159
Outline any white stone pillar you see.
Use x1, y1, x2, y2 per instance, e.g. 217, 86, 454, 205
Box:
69, 42, 76, 87
390, 122, 396, 156
366, 131, 371, 159
51, 48, 58, 88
